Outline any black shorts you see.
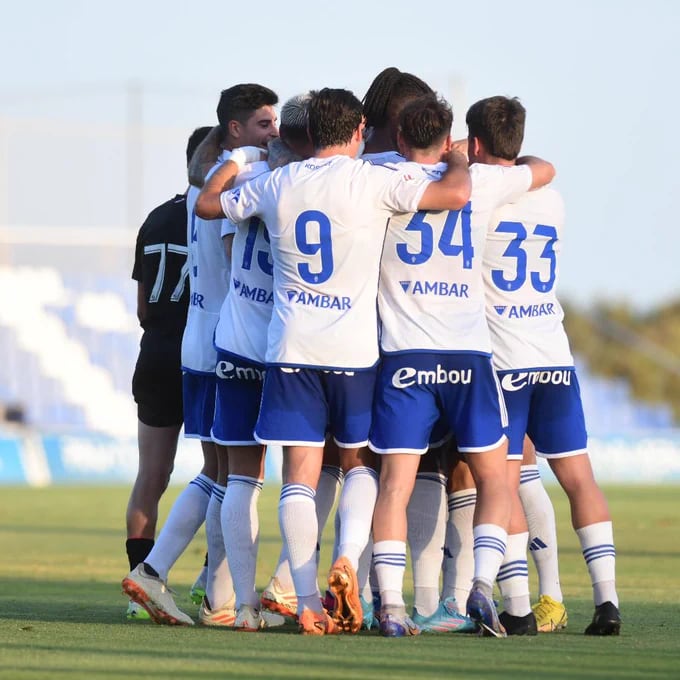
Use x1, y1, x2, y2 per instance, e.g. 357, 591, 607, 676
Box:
132, 329, 184, 427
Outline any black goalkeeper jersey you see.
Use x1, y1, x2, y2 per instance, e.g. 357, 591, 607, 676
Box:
132, 194, 189, 333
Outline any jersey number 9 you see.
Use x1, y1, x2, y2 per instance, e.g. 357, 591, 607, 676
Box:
295, 210, 334, 284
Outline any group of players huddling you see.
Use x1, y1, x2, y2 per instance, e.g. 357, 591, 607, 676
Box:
122, 68, 621, 638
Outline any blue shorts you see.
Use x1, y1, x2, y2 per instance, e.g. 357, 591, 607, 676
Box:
255, 366, 377, 448
498, 368, 588, 459
369, 353, 507, 455
212, 351, 265, 446
182, 371, 217, 441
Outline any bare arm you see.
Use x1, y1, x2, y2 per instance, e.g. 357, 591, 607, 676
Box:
187, 126, 222, 188
417, 149, 471, 211
194, 160, 240, 219
267, 138, 303, 170
136, 281, 147, 325
516, 155, 556, 190
195, 147, 266, 219
451, 138, 468, 159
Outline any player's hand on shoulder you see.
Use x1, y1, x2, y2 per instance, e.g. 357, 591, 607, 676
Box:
227, 146, 268, 170
451, 138, 469, 161
440, 147, 469, 168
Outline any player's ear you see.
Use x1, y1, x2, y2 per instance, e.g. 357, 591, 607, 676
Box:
443, 135, 453, 153
396, 129, 408, 156
228, 120, 241, 140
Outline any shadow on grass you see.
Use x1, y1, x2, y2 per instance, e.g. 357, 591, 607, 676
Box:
0, 576, 302, 630
0, 523, 124, 538
0, 524, 284, 548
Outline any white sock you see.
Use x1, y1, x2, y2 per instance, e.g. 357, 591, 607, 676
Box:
205, 484, 234, 610
145, 474, 213, 581
408, 472, 447, 617
337, 466, 378, 569
315, 465, 343, 565
373, 540, 406, 608
473, 523, 507, 590
519, 465, 563, 601
222, 475, 262, 609
279, 484, 320, 614
576, 521, 618, 607
441, 488, 476, 604
496, 531, 531, 616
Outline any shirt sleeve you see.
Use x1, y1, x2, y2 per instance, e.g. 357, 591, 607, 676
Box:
219, 171, 270, 224
471, 163, 532, 211
372, 164, 431, 214
220, 218, 237, 238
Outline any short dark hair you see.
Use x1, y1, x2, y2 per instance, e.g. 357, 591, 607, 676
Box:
308, 88, 363, 149
362, 67, 433, 130
399, 95, 452, 150
185, 126, 212, 165
216, 83, 278, 129
465, 96, 526, 160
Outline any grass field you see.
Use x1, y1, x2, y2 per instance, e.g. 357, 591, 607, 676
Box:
1, 484, 679, 679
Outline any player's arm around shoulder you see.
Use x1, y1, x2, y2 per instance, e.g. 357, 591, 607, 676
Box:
188, 126, 222, 188
418, 149, 471, 211
195, 147, 265, 220
195, 160, 239, 219
516, 155, 556, 190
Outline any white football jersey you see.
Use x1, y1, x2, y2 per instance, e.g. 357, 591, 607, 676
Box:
484, 185, 573, 370
214, 161, 272, 363
181, 152, 236, 373
379, 161, 532, 354
362, 150, 405, 166
219, 155, 430, 369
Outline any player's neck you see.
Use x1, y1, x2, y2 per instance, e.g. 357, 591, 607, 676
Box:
363, 128, 394, 155
314, 143, 355, 159
407, 149, 440, 165
478, 153, 515, 167
221, 138, 261, 153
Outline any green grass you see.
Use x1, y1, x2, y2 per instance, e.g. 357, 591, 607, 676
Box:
0, 484, 679, 679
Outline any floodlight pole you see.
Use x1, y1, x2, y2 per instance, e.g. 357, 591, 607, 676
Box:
0, 119, 7, 230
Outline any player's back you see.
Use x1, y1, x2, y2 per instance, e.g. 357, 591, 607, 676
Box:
246, 154, 427, 369
214, 160, 273, 364
133, 194, 189, 334
484, 185, 573, 370
378, 162, 532, 355
182, 156, 233, 373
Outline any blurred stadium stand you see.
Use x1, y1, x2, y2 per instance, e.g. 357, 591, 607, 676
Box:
0, 229, 678, 485
0, 265, 138, 437
0, 262, 675, 438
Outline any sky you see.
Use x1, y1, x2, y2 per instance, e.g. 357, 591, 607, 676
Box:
0, 0, 678, 309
